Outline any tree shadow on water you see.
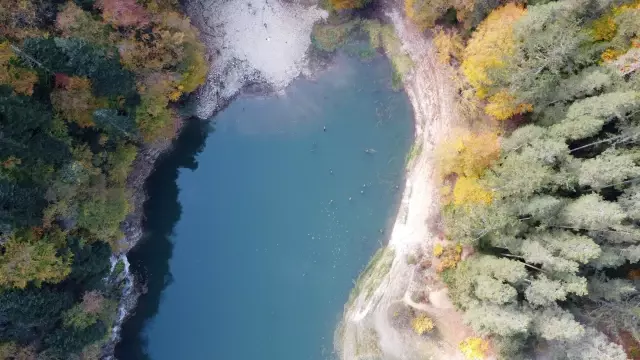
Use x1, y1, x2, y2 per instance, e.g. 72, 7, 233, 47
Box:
115, 119, 212, 360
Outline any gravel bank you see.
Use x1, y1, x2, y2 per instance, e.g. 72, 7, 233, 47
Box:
185, 0, 327, 119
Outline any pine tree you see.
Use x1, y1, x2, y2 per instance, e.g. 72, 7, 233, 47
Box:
501, 125, 545, 152
520, 240, 580, 273
565, 328, 627, 360
487, 148, 555, 199
525, 275, 569, 306
518, 196, 564, 224
619, 184, 640, 221
551, 92, 640, 140
530, 231, 601, 264
588, 275, 637, 302
532, 306, 584, 341
464, 303, 531, 337
578, 149, 640, 189
472, 255, 527, 283
474, 275, 517, 304
560, 194, 626, 231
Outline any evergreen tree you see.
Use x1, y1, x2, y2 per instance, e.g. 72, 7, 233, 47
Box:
464, 303, 532, 337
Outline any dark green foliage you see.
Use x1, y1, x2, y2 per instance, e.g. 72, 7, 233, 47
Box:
44, 320, 107, 355
77, 187, 129, 242
0, 179, 46, 228
0, 0, 206, 357
22, 37, 136, 98
67, 238, 111, 291
93, 109, 138, 140
0, 288, 72, 342
0, 86, 71, 167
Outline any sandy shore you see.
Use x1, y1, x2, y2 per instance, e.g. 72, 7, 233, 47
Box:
337, 8, 472, 360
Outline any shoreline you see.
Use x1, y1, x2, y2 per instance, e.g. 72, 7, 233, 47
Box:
107, 1, 333, 356
110, 2, 457, 359
336, 7, 467, 360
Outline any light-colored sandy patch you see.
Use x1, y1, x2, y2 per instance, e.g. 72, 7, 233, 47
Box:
186, 0, 326, 118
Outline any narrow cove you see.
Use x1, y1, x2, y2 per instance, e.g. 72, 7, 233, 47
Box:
116, 52, 414, 360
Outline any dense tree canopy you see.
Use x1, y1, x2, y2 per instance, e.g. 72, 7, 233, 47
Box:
0, 0, 207, 356
433, 0, 640, 358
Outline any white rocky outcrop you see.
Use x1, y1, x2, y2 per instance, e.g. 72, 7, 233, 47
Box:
185, 0, 327, 119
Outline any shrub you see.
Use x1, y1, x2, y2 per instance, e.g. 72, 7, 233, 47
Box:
459, 337, 489, 360
311, 20, 360, 53
411, 314, 435, 335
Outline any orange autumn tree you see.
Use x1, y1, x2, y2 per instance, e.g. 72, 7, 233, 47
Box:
95, 0, 150, 28
461, 4, 532, 120
0, 0, 42, 40
56, 2, 117, 46
50, 75, 102, 128
405, 0, 449, 30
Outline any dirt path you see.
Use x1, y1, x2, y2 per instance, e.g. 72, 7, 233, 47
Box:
337, 8, 478, 360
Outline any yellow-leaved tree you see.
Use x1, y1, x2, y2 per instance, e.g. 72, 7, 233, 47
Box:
437, 130, 498, 206
461, 4, 534, 120
484, 91, 533, 121
411, 314, 435, 335
0, 41, 38, 96
459, 337, 489, 360
0, 229, 71, 289
461, 4, 526, 98
434, 28, 464, 65
452, 176, 492, 205
436, 130, 500, 179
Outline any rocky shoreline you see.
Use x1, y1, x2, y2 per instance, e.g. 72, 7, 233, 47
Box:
103, 0, 330, 358
102, 139, 174, 359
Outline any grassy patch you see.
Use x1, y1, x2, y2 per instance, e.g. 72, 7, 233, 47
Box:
312, 18, 413, 86
362, 19, 383, 49
362, 20, 413, 89
312, 19, 361, 53
113, 259, 125, 276
380, 26, 413, 87
406, 140, 422, 166
347, 247, 396, 307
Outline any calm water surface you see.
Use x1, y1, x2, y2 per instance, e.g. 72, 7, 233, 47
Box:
117, 53, 414, 360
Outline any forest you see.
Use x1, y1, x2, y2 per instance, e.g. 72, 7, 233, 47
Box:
317, 0, 640, 356
0, 0, 206, 357
413, 0, 640, 358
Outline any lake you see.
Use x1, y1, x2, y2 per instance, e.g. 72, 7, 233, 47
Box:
116, 52, 414, 360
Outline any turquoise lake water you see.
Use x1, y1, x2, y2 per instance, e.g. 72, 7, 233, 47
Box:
116, 52, 414, 360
